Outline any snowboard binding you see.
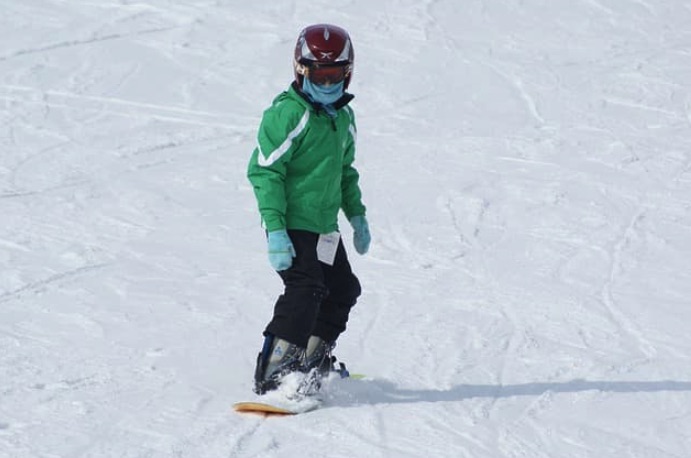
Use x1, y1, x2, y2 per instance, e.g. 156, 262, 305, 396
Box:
254, 335, 350, 395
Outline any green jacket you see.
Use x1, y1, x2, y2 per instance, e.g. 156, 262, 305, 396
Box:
247, 83, 366, 234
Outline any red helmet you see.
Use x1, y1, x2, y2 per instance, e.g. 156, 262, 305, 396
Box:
294, 24, 354, 89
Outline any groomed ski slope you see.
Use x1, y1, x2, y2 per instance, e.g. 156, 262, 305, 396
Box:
2, 1, 691, 457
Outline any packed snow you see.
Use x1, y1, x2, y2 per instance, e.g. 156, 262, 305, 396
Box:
2, 0, 691, 457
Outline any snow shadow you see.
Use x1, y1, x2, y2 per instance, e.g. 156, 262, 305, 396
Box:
327, 378, 691, 408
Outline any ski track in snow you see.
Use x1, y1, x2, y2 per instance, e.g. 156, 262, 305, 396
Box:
2, 0, 691, 457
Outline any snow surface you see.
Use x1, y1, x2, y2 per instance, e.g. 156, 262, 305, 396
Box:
2, 0, 691, 457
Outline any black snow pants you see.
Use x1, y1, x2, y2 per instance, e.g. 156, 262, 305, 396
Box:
264, 230, 361, 349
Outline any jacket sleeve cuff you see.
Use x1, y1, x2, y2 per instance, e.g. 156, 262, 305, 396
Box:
263, 215, 286, 232
343, 203, 366, 221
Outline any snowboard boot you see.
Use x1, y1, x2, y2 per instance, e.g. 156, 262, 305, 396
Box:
303, 335, 336, 377
300, 336, 350, 394
253, 335, 304, 395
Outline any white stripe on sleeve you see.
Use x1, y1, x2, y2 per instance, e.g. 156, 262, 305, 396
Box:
257, 110, 310, 167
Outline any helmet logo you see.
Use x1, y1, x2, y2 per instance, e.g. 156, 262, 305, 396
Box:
319, 51, 333, 59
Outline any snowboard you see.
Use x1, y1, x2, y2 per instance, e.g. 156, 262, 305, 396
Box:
233, 373, 365, 417
232, 400, 319, 417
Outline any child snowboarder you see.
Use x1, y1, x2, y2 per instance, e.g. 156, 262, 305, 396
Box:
247, 24, 370, 395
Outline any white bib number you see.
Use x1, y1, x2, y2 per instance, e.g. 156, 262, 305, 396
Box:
317, 232, 340, 266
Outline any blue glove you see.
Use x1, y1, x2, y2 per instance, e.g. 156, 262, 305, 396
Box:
349, 215, 370, 255
267, 230, 296, 271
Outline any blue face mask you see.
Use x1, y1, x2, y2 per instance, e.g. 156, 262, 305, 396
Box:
302, 78, 345, 107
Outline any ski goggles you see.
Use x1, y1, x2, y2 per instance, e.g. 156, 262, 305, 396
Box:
305, 63, 349, 86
